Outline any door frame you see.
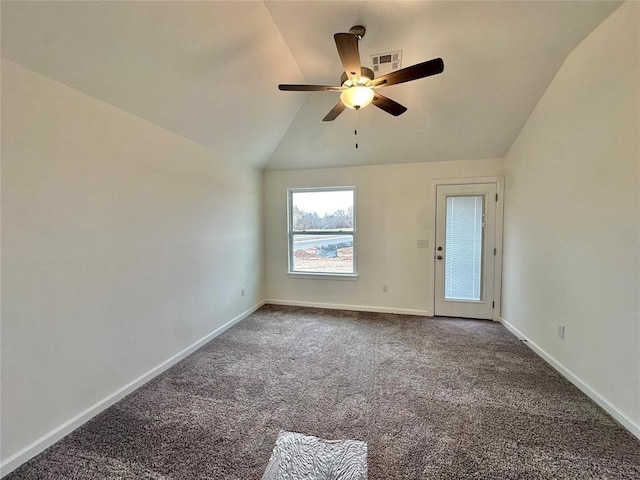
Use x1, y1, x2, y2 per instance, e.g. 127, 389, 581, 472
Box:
431, 176, 504, 321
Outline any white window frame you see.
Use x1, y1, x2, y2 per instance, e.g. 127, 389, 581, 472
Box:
287, 186, 357, 278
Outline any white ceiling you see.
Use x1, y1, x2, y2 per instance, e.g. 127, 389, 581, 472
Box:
1, 1, 622, 170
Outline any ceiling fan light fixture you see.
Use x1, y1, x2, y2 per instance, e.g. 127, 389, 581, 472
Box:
340, 86, 374, 110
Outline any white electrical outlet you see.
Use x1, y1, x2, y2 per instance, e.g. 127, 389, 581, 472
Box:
558, 325, 565, 339
382, 284, 389, 293
241, 287, 246, 297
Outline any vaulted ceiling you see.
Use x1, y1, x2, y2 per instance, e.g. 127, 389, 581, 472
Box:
1, 1, 621, 170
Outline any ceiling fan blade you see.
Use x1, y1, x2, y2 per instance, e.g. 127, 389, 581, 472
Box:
334, 33, 361, 82
279, 84, 343, 91
372, 93, 408, 117
322, 101, 347, 121
373, 58, 444, 88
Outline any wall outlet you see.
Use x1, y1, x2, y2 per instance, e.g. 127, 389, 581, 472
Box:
382, 284, 389, 293
241, 286, 246, 297
417, 239, 429, 248
558, 325, 565, 339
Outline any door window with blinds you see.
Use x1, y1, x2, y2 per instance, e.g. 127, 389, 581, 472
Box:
287, 187, 355, 275
444, 195, 484, 301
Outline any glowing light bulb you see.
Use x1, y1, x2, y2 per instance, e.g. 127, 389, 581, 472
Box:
340, 86, 374, 110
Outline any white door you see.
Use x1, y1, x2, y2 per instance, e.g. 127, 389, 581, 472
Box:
434, 183, 497, 319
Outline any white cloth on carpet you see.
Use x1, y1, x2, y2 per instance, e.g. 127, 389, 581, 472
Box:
262, 431, 367, 480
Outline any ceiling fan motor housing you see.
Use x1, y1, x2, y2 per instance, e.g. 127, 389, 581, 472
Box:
340, 67, 374, 86
349, 25, 366, 40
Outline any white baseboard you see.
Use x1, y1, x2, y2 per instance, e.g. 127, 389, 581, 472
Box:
499, 316, 640, 440
265, 299, 431, 317
0, 301, 266, 478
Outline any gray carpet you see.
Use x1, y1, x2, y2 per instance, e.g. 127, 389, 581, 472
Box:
7, 305, 640, 479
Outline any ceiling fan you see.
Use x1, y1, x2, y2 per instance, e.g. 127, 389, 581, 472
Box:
278, 26, 444, 121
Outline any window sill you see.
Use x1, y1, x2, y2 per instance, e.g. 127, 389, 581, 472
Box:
287, 272, 359, 281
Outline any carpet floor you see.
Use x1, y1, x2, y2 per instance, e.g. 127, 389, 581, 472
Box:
7, 305, 640, 479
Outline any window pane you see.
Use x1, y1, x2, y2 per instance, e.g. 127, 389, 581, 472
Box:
289, 188, 355, 274
291, 190, 353, 232
444, 195, 483, 301
291, 234, 354, 273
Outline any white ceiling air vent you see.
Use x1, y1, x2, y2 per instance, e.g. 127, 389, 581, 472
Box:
369, 50, 402, 76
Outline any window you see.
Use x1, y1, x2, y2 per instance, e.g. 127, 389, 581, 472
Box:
288, 187, 355, 275
444, 195, 484, 301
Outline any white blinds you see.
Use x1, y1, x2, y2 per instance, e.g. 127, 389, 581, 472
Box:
444, 195, 484, 301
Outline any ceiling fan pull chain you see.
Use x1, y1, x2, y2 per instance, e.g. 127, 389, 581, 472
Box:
354, 109, 358, 149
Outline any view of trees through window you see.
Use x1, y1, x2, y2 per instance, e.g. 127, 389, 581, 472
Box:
292, 205, 353, 231
289, 188, 355, 274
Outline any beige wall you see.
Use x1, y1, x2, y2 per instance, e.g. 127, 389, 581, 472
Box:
263, 158, 504, 315
502, 3, 639, 433
1, 60, 264, 466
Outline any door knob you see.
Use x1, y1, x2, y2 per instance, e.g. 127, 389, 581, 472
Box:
437, 246, 443, 251
437, 255, 443, 260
